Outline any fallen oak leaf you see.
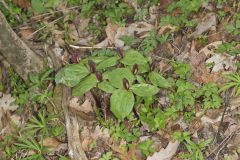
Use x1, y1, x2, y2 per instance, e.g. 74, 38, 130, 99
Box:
191, 13, 217, 38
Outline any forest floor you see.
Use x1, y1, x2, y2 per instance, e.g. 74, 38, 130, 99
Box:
0, 0, 240, 160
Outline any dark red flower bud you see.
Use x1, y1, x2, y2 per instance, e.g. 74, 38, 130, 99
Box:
95, 71, 103, 81
123, 78, 129, 90
116, 47, 124, 58
88, 60, 96, 73
150, 61, 157, 71
132, 64, 138, 75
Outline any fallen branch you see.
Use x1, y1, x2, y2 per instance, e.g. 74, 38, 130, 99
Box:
0, 10, 43, 80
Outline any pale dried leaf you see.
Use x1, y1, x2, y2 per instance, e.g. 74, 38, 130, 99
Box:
69, 98, 93, 114
0, 94, 18, 111
199, 41, 222, 56
105, 21, 155, 47
158, 25, 177, 35
192, 13, 217, 37
206, 54, 235, 72
92, 125, 111, 140
43, 137, 61, 149
123, 0, 137, 10
147, 141, 180, 160
13, 0, 31, 9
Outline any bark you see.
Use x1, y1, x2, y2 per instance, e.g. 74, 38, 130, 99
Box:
0, 11, 43, 80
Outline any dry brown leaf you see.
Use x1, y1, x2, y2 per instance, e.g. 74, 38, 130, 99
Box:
69, 98, 93, 114
105, 20, 120, 45
42, 137, 61, 151
206, 54, 235, 72
123, 0, 137, 10
18, 27, 35, 40
147, 141, 180, 160
199, 41, 222, 56
81, 137, 92, 152
192, 13, 217, 37
0, 94, 18, 111
192, 64, 220, 84
13, 0, 31, 9
107, 21, 154, 47
158, 25, 177, 35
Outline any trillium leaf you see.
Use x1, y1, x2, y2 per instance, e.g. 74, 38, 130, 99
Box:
107, 68, 135, 89
55, 64, 90, 87
121, 49, 148, 65
110, 89, 135, 120
130, 83, 159, 97
149, 71, 171, 88
31, 0, 47, 13
97, 56, 120, 70
72, 74, 98, 96
98, 81, 116, 93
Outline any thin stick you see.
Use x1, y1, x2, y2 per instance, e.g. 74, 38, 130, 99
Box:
0, 0, 8, 9
215, 89, 230, 143
26, 16, 64, 39
69, 44, 115, 49
31, 6, 82, 20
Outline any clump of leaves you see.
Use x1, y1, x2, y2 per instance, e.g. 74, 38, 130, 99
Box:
31, 0, 62, 13
174, 132, 211, 160
56, 49, 164, 120
0, 0, 31, 27
56, 49, 223, 124
99, 151, 119, 160
138, 139, 155, 157
160, 0, 207, 27
78, 0, 133, 24
220, 72, 240, 96
196, 83, 223, 109
226, 13, 240, 35
139, 105, 168, 131
216, 41, 239, 56
110, 123, 141, 143
24, 110, 54, 136
15, 137, 48, 160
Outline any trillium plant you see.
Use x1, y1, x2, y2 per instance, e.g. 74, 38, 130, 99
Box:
55, 49, 172, 120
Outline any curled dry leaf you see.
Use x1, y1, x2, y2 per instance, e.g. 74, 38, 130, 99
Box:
80, 125, 111, 152
199, 41, 222, 56
42, 137, 61, 151
158, 25, 177, 35
105, 21, 155, 47
206, 54, 236, 72
123, 0, 137, 10
192, 13, 217, 37
13, 0, 31, 9
147, 141, 180, 160
69, 97, 93, 114
0, 94, 18, 111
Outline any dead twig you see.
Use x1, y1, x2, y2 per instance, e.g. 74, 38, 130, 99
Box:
26, 16, 65, 39
69, 44, 115, 49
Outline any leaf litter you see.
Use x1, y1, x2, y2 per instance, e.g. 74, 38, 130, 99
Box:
1, 0, 240, 160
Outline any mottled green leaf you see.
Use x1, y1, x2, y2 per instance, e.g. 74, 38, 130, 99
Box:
149, 71, 171, 88
31, 0, 47, 13
121, 49, 148, 65
97, 56, 119, 70
130, 84, 159, 97
72, 74, 98, 96
98, 81, 116, 93
107, 68, 135, 89
110, 89, 134, 120
55, 64, 89, 87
